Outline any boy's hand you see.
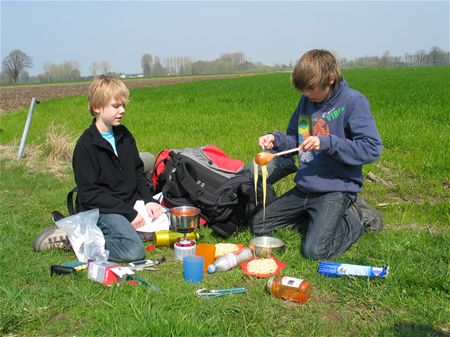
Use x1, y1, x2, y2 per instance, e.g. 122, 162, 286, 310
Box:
258, 134, 275, 150
299, 136, 320, 152
145, 202, 164, 220
131, 214, 145, 229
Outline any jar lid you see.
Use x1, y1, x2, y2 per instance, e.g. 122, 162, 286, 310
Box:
265, 275, 275, 294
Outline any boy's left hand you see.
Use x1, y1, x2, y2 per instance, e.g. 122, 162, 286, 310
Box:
145, 202, 165, 220
299, 136, 320, 152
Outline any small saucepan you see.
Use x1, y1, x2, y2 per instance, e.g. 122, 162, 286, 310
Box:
249, 236, 286, 257
168, 206, 200, 233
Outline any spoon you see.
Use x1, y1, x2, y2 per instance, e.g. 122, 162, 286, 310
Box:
255, 148, 300, 165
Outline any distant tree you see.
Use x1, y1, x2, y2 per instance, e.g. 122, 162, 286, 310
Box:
41, 61, 81, 82
164, 57, 174, 75
182, 56, 193, 74
152, 56, 166, 76
0, 71, 9, 83
427, 46, 447, 66
19, 70, 30, 83
99, 60, 111, 75
90, 61, 99, 77
1, 49, 33, 83
404, 53, 414, 67
141, 54, 153, 76
414, 49, 427, 67
218, 52, 247, 72
380, 51, 392, 67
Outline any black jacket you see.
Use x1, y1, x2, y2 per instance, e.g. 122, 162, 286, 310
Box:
72, 122, 153, 222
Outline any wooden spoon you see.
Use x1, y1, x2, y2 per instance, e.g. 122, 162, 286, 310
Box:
255, 148, 299, 165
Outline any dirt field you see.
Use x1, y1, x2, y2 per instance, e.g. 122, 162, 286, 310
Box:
0, 74, 248, 113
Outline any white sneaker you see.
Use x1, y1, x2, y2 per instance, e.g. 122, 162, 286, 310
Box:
33, 225, 72, 251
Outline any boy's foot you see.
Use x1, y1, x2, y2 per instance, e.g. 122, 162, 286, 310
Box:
51, 210, 66, 222
33, 225, 72, 252
354, 197, 384, 232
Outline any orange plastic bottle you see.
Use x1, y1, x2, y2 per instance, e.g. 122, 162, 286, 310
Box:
266, 275, 312, 303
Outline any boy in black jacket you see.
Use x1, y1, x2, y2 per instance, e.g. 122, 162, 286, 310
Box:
72, 75, 164, 262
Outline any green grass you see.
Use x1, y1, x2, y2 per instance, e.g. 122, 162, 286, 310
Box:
1, 68, 449, 336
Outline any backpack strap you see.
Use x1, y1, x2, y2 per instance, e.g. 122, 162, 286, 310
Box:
67, 186, 79, 215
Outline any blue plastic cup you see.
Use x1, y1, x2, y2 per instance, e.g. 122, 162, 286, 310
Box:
183, 255, 204, 284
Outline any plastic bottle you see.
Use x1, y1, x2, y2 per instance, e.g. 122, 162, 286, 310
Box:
208, 247, 253, 273
266, 275, 312, 303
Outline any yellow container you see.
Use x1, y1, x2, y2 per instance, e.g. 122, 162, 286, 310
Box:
153, 230, 200, 247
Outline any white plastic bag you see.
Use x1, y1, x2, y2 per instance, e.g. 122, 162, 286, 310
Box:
55, 209, 109, 262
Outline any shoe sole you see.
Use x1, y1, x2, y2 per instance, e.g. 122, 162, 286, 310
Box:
32, 225, 68, 252
356, 198, 384, 232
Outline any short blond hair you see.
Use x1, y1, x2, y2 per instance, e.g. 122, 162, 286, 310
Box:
88, 75, 129, 116
292, 49, 342, 91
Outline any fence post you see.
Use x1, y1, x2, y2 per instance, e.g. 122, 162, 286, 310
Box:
17, 97, 40, 160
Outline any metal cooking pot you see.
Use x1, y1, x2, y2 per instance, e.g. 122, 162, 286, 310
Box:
168, 206, 200, 233
249, 236, 286, 257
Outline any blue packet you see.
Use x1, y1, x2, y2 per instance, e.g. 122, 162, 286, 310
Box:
318, 261, 389, 278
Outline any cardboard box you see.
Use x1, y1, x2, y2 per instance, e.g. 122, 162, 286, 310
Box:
88, 261, 134, 285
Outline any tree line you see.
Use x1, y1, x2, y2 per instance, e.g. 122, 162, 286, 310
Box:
338, 47, 449, 68
1, 47, 449, 84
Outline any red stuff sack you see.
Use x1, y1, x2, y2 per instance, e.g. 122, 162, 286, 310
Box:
152, 149, 173, 191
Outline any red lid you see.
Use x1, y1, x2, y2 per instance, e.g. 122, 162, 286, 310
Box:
174, 241, 196, 248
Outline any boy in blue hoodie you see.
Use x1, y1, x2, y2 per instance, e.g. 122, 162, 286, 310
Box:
250, 49, 383, 260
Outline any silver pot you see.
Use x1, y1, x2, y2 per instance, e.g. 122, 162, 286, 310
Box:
249, 236, 286, 257
169, 206, 200, 233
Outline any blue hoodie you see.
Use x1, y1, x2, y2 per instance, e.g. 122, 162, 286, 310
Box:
272, 79, 382, 193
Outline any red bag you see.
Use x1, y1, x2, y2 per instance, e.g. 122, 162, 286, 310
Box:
152, 149, 173, 190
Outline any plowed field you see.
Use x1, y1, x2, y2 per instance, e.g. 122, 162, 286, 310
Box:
0, 74, 247, 113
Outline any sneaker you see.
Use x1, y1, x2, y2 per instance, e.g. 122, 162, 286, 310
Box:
33, 225, 72, 252
354, 197, 384, 232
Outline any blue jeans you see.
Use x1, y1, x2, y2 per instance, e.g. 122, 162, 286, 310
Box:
96, 213, 145, 262
248, 155, 364, 260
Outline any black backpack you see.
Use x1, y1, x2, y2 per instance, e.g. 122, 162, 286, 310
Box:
154, 146, 275, 238
66, 145, 275, 238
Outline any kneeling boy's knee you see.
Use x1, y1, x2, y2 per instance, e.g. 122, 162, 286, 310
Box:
302, 243, 330, 261
112, 244, 145, 263
125, 245, 145, 262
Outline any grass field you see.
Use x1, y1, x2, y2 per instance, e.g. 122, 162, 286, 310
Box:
0, 67, 449, 336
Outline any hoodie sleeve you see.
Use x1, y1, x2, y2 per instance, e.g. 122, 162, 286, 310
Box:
319, 95, 382, 165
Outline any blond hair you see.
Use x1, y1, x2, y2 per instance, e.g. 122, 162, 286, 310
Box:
292, 49, 342, 91
88, 75, 129, 116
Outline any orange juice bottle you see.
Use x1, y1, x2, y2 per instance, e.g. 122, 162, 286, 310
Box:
266, 276, 312, 303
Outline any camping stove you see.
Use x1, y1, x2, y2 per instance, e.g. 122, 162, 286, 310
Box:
173, 237, 197, 261
168, 206, 200, 261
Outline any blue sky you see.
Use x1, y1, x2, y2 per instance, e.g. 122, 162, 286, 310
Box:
1, 1, 449, 76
